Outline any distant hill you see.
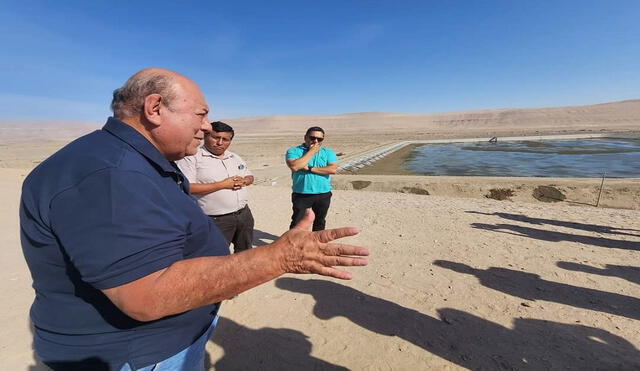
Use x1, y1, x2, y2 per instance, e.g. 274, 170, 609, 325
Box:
2, 99, 638, 140
0, 122, 99, 144
223, 99, 640, 135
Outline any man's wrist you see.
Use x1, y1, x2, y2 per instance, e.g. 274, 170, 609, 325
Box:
308, 166, 313, 173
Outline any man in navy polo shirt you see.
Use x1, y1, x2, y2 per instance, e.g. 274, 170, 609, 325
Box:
20, 68, 368, 370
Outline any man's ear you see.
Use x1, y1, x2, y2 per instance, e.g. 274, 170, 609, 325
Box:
143, 93, 163, 126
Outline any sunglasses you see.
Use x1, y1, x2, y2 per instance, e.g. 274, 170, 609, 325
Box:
308, 136, 324, 142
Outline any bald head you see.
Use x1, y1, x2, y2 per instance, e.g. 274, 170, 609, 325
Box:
108, 68, 211, 161
111, 68, 188, 120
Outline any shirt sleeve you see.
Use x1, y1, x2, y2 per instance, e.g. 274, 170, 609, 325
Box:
175, 155, 198, 182
326, 148, 338, 164
50, 169, 188, 290
285, 146, 302, 161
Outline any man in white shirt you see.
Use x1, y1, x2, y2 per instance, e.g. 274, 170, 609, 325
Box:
177, 121, 255, 253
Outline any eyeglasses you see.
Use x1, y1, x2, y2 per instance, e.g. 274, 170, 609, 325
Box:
308, 136, 324, 142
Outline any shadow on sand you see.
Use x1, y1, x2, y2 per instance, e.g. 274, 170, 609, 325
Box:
557, 261, 640, 286
274, 277, 639, 370
471, 222, 640, 251
467, 211, 640, 237
253, 229, 279, 247
434, 260, 640, 321
205, 316, 347, 370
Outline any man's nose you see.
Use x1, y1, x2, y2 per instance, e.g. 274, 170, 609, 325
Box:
201, 120, 212, 133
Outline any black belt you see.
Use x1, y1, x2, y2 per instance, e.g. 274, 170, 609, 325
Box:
209, 205, 247, 218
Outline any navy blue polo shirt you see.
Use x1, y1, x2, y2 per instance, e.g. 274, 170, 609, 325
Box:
20, 117, 230, 369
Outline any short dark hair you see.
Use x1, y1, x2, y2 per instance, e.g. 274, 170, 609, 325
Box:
305, 126, 325, 137
211, 121, 234, 139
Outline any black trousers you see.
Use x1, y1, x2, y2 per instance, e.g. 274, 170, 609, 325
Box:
289, 192, 332, 231
209, 205, 255, 253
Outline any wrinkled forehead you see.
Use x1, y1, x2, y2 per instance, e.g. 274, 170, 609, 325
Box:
175, 76, 208, 109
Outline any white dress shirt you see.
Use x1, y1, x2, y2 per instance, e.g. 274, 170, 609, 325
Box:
176, 147, 252, 216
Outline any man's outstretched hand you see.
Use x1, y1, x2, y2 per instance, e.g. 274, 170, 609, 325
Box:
270, 209, 369, 279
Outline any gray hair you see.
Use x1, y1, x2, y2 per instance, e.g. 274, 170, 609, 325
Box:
110, 72, 177, 119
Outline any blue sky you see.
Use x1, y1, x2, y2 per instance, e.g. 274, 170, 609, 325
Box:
1, 0, 639, 123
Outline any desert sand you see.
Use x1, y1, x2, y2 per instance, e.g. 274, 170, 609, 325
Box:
1, 100, 639, 370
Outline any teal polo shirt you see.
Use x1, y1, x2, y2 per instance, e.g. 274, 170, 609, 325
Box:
286, 144, 337, 194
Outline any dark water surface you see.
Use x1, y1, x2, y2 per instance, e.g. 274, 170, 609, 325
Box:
403, 138, 640, 178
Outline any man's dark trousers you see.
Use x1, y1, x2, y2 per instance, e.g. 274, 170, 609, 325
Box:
289, 192, 332, 231
209, 205, 255, 253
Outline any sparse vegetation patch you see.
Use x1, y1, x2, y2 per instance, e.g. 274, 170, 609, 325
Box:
486, 188, 515, 201
532, 185, 566, 202
351, 180, 372, 190
400, 187, 429, 195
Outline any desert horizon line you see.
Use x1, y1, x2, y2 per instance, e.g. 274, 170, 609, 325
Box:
1, 97, 638, 126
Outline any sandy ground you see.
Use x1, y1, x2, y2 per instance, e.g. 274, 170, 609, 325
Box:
1, 101, 640, 370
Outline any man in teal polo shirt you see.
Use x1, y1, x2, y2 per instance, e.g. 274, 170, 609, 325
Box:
285, 126, 338, 231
